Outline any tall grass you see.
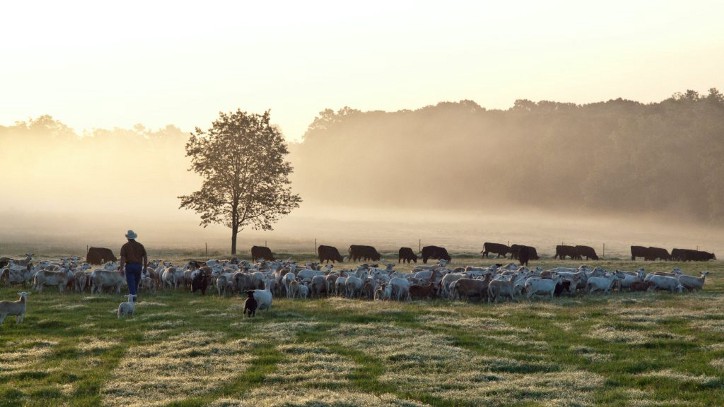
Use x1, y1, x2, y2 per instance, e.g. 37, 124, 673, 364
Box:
0, 257, 722, 406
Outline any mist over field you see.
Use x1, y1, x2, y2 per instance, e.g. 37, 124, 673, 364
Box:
1, 91, 723, 258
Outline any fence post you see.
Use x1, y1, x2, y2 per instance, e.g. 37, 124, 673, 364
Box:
602, 243, 605, 259
205, 243, 208, 257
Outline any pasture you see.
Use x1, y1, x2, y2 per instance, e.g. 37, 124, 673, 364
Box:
0, 254, 722, 407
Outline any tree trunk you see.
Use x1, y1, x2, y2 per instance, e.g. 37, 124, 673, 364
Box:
231, 228, 237, 255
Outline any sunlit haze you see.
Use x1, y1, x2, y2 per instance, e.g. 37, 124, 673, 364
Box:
2, 0, 723, 258
3, 1, 723, 141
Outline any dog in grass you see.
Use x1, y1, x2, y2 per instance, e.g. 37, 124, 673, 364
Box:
243, 291, 257, 317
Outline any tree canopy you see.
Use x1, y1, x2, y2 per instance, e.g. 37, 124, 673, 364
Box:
178, 109, 301, 254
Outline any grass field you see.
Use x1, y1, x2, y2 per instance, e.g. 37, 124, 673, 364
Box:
0, 255, 722, 407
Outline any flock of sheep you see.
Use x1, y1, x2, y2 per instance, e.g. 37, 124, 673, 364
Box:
0, 251, 713, 325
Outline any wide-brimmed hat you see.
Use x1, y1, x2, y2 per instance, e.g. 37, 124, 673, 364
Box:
125, 230, 138, 240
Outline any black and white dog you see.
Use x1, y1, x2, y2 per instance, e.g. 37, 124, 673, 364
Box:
243, 290, 258, 317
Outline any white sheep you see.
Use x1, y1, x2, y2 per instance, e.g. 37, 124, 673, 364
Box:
0, 291, 30, 325
117, 294, 135, 318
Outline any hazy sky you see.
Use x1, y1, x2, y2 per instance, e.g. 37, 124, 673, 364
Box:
2, 0, 723, 142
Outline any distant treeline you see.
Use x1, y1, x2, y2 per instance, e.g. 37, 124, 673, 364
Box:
4, 89, 724, 226
292, 89, 724, 224
0, 117, 193, 214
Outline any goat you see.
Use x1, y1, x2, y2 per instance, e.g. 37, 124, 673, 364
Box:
645, 274, 684, 293
586, 271, 625, 294
409, 282, 437, 300
488, 276, 517, 303
251, 288, 273, 311
677, 271, 709, 291
525, 274, 562, 300
0, 291, 30, 325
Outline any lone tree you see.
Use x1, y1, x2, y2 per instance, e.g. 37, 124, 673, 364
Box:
178, 109, 302, 255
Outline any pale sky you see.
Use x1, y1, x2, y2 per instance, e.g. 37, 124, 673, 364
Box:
2, 0, 723, 142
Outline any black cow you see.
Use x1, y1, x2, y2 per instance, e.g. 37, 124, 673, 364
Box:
251, 246, 274, 261
575, 245, 599, 260
517, 245, 537, 266
349, 245, 381, 262
86, 247, 117, 265
482, 242, 510, 258
510, 244, 539, 261
398, 247, 418, 263
671, 248, 715, 261
421, 245, 451, 264
554, 245, 577, 260
318, 245, 344, 263
631, 245, 648, 261
646, 246, 670, 261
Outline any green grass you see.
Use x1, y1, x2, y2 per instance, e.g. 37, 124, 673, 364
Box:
1, 257, 723, 406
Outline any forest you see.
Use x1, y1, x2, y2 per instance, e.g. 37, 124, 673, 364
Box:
292, 89, 724, 224
2, 88, 723, 234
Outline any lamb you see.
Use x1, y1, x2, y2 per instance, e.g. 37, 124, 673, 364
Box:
243, 290, 258, 317
0, 292, 30, 325
299, 282, 310, 299
117, 294, 135, 318
216, 274, 229, 296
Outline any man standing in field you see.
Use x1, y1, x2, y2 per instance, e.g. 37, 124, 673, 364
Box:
119, 229, 147, 302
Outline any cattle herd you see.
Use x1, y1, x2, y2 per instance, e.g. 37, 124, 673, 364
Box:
0, 240, 715, 322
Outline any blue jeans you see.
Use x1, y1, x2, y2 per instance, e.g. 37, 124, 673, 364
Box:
125, 263, 142, 297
